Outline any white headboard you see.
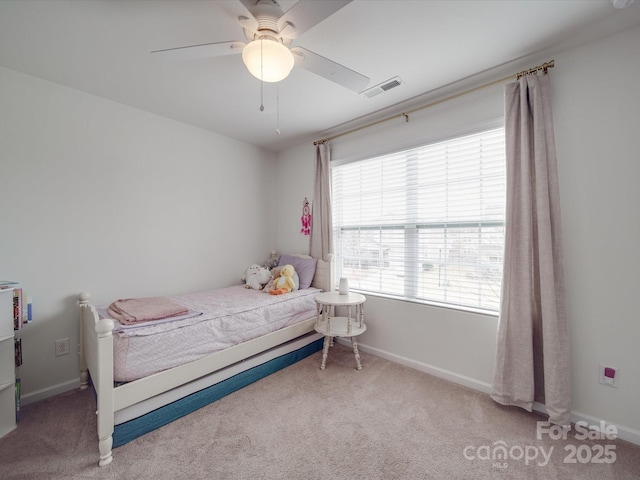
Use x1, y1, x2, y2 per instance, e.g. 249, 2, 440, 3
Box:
311, 254, 334, 292
284, 253, 333, 292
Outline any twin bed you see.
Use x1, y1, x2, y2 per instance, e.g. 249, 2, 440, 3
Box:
78, 255, 332, 466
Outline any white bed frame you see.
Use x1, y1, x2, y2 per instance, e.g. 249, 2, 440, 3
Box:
78, 256, 332, 467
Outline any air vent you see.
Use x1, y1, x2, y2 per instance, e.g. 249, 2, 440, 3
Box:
362, 76, 403, 98
381, 79, 401, 91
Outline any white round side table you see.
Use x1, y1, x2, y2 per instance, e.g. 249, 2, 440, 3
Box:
314, 291, 366, 370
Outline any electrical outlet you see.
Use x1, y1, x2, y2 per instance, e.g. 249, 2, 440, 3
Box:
599, 364, 619, 388
55, 338, 70, 357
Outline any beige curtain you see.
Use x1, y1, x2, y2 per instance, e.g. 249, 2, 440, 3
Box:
491, 72, 571, 425
309, 143, 333, 261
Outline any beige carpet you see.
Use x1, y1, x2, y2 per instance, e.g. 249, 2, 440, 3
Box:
1, 343, 639, 479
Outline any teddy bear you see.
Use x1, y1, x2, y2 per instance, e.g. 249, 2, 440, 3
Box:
243, 264, 272, 290
268, 264, 297, 295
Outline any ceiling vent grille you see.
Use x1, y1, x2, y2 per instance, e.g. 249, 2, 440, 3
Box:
362, 76, 403, 98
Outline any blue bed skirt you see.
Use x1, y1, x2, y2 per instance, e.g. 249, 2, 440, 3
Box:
113, 337, 323, 448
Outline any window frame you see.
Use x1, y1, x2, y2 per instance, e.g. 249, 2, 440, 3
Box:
331, 126, 506, 316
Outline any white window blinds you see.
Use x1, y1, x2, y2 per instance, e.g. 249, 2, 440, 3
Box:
332, 127, 506, 312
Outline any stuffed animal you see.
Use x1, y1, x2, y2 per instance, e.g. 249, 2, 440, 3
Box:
268, 264, 297, 295
263, 250, 280, 270
243, 264, 272, 290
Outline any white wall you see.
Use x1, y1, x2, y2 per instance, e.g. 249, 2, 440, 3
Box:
275, 143, 316, 255
0, 66, 277, 402
276, 24, 640, 443
552, 25, 640, 440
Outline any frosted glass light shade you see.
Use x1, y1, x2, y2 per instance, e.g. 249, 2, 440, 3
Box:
242, 39, 294, 82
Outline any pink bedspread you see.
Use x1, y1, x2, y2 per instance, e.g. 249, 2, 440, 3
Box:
107, 297, 189, 325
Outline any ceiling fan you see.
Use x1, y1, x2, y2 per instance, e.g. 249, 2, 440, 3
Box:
151, 0, 370, 93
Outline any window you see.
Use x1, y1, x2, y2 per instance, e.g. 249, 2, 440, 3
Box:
332, 127, 506, 313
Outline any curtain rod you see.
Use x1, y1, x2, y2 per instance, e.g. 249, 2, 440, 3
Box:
313, 59, 555, 146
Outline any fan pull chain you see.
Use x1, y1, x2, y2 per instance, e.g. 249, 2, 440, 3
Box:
259, 39, 264, 112
260, 83, 264, 111
276, 86, 281, 135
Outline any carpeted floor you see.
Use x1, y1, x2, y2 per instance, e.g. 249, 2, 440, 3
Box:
1, 343, 639, 479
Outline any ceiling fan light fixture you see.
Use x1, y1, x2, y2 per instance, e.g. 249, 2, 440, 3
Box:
242, 38, 294, 83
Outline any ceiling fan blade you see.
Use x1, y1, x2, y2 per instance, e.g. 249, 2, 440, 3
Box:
292, 47, 369, 93
278, 0, 353, 39
151, 41, 245, 60
218, 0, 259, 32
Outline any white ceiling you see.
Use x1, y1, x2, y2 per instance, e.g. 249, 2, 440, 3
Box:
1, 0, 639, 152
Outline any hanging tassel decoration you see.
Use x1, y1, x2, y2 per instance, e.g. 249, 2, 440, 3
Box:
300, 197, 311, 236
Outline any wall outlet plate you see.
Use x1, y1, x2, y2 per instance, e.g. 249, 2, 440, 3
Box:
599, 363, 618, 388
55, 338, 70, 357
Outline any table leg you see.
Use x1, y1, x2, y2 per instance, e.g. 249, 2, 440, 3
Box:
351, 337, 363, 370
315, 302, 322, 329
320, 335, 331, 370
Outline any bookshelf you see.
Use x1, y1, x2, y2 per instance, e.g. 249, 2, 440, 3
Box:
0, 287, 16, 438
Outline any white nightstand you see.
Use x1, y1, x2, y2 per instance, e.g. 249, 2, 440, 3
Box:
314, 291, 366, 370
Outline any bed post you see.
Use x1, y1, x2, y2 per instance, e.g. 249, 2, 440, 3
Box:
78, 292, 90, 390
95, 317, 115, 466
78, 291, 116, 466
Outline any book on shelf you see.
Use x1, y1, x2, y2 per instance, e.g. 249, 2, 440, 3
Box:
14, 338, 22, 367
13, 288, 23, 330
10, 287, 31, 329
26, 296, 32, 323
2, 282, 31, 328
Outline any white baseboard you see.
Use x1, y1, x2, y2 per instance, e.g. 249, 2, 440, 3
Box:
349, 340, 640, 447
533, 401, 640, 446
568, 408, 640, 447
20, 378, 80, 406
346, 340, 492, 394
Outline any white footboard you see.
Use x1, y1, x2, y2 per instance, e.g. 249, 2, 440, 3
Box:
78, 292, 115, 467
